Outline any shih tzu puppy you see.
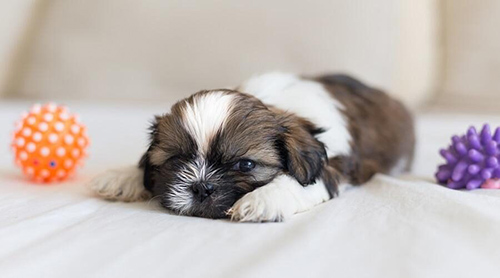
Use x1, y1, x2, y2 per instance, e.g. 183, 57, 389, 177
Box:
88, 72, 415, 222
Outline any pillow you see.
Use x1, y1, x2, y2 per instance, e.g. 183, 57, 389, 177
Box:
441, 0, 500, 103
10, 0, 438, 107
0, 0, 39, 97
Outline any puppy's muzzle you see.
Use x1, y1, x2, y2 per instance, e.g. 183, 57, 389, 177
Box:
191, 182, 214, 202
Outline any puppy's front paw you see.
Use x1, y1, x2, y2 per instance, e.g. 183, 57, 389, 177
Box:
87, 166, 150, 202
228, 186, 295, 222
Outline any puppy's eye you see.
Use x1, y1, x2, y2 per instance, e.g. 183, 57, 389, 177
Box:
233, 159, 256, 172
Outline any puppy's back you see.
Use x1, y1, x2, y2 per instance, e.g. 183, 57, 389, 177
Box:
316, 74, 415, 183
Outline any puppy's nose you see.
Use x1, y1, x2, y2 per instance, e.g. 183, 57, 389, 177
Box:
191, 182, 214, 202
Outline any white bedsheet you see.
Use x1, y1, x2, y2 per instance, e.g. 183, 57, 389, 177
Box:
1, 101, 500, 278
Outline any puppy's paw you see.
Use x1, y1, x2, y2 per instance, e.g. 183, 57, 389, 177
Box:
228, 185, 295, 222
87, 166, 151, 202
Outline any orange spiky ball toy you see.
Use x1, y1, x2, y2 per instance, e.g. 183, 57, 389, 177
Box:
11, 103, 89, 183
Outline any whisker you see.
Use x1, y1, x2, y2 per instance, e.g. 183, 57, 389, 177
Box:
147, 194, 163, 206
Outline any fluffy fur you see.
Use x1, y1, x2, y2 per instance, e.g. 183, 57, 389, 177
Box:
88, 166, 151, 202
240, 72, 352, 157
229, 175, 330, 222
87, 72, 415, 222
181, 91, 235, 155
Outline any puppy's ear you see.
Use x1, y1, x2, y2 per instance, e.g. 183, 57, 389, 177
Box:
276, 111, 328, 185
138, 116, 161, 192
139, 150, 154, 192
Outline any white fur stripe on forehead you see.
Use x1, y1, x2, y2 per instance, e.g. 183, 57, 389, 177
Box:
181, 91, 235, 155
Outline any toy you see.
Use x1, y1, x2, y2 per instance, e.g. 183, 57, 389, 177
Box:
481, 178, 500, 189
436, 124, 500, 190
11, 103, 89, 183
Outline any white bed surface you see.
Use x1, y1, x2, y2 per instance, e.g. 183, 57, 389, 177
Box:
1, 101, 500, 278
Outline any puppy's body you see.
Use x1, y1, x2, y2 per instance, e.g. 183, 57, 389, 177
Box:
230, 73, 414, 221
88, 72, 415, 222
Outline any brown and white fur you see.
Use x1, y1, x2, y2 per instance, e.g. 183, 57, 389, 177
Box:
88, 72, 415, 222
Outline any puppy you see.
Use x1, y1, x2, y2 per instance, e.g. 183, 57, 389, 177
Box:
88, 72, 415, 222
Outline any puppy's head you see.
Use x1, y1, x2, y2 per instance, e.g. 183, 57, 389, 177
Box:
141, 90, 327, 218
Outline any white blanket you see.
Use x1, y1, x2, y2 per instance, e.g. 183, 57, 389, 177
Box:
1, 102, 500, 278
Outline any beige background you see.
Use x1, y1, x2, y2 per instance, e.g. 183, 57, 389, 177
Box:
440, 0, 500, 105
1, 0, 439, 108
0, 0, 38, 96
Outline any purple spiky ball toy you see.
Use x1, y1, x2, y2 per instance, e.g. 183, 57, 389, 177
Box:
436, 124, 500, 190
